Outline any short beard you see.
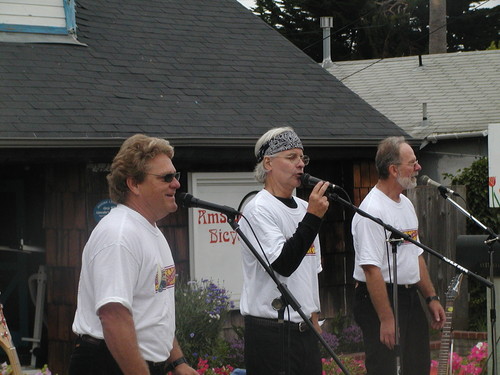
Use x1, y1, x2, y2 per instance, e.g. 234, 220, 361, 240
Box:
397, 175, 417, 190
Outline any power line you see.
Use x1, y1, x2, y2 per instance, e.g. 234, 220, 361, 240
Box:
339, 0, 494, 81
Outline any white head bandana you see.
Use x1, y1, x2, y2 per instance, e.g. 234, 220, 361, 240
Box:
256, 130, 303, 162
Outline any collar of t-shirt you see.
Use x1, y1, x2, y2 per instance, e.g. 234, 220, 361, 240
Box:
273, 195, 298, 208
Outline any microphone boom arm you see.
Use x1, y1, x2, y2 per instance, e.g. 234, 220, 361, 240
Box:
327, 192, 493, 289
224, 213, 351, 375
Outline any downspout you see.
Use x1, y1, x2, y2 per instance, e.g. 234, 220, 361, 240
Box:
420, 130, 488, 149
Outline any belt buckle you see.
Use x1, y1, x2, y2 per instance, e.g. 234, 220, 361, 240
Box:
298, 321, 307, 332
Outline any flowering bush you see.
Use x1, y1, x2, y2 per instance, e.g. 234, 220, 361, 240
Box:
175, 279, 234, 366
1, 363, 52, 375
226, 335, 245, 369
194, 358, 234, 375
319, 315, 363, 356
430, 342, 488, 375
319, 331, 340, 358
322, 355, 366, 375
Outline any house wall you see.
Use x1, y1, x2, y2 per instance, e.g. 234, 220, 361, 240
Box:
0, 145, 470, 373
38, 150, 361, 374
419, 137, 488, 183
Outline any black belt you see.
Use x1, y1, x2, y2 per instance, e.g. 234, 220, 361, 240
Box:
79, 334, 104, 346
356, 281, 417, 290
78, 335, 167, 372
147, 360, 168, 372
245, 315, 311, 332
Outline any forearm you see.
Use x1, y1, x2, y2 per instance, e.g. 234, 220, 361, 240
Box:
99, 303, 149, 375
363, 265, 393, 322
416, 255, 437, 298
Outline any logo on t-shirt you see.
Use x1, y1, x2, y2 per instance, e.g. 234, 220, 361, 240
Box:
155, 265, 176, 293
402, 229, 418, 244
306, 245, 316, 256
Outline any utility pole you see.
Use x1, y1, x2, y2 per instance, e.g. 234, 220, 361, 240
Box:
429, 0, 447, 54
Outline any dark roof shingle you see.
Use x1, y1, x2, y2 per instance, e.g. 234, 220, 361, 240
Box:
0, 0, 406, 147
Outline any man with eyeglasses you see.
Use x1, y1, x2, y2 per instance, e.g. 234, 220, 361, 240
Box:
238, 127, 330, 375
351, 136, 445, 375
70, 134, 197, 375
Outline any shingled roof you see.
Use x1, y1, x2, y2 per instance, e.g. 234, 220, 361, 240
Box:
0, 0, 406, 149
328, 50, 500, 140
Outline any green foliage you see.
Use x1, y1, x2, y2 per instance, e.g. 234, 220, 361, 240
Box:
318, 314, 364, 359
175, 279, 234, 366
252, 0, 499, 61
322, 355, 366, 375
444, 157, 500, 235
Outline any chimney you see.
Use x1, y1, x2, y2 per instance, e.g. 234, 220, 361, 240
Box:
421, 102, 429, 127
429, 0, 447, 54
320, 17, 334, 68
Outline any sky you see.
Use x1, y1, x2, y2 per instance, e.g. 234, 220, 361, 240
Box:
237, 0, 255, 9
236, 0, 500, 9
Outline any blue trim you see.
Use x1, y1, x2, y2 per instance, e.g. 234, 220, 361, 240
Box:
64, 0, 76, 34
0, 0, 76, 36
0, 24, 68, 35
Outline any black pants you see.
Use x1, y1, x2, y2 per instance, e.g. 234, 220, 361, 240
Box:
353, 283, 430, 375
244, 316, 322, 375
69, 335, 166, 375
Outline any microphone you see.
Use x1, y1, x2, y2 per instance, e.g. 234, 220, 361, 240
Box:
300, 173, 338, 191
179, 193, 241, 217
419, 175, 459, 196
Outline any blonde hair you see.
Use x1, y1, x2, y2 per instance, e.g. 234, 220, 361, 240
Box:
107, 134, 174, 203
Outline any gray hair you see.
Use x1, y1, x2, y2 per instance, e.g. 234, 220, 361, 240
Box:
253, 127, 299, 183
375, 136, 406, 180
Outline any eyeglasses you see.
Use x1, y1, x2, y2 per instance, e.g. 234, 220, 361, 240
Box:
271, 154, 310, 166
397, 160, 419, 168
147, 171, 181, 182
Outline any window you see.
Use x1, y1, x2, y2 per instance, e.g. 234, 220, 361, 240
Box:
0, 0, 81, 44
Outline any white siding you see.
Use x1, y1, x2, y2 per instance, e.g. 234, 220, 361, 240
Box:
0, 0, 65, 28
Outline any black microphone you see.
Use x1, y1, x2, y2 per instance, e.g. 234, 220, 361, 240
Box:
300, 173, 338, 191
179, 193, 241, 217
419, 175, 458, 196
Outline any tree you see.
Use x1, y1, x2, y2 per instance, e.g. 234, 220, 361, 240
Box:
252, 0, 499, 61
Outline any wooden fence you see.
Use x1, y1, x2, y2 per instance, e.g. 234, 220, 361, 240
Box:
407, 185, 469, 329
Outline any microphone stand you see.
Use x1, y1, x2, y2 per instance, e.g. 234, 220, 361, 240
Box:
436, 189, 498, 375
224, 212, 351, 375
326, 191, 493, 373
388, 234, 404, 375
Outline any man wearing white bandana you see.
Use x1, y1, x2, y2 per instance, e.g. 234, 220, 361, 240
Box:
239, 127, 330, 375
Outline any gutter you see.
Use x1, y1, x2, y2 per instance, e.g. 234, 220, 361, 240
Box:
419, 130, 488, 149
0, 136, 397, 149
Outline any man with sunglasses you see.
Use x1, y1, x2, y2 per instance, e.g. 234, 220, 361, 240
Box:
70, 134, 197, 375
351, 136, 445, 375
239, 127, 330, 375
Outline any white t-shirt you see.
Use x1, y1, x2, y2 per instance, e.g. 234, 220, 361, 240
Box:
352, 186, 422, 284
72, 204, 176, 362
239, 189, 321, 322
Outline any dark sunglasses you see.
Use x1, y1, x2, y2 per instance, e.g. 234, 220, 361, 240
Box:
147, 171, 181, 183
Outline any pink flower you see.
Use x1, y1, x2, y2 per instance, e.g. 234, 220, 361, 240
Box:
452, 352, 464, 372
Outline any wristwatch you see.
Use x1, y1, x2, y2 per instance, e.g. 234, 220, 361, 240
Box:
165, 356, 188, 372
425, 295, 440, 304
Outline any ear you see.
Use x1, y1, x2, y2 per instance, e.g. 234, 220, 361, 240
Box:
126, 176, 140, 196
263, 156, 272, 172
388, 164, 399, 178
